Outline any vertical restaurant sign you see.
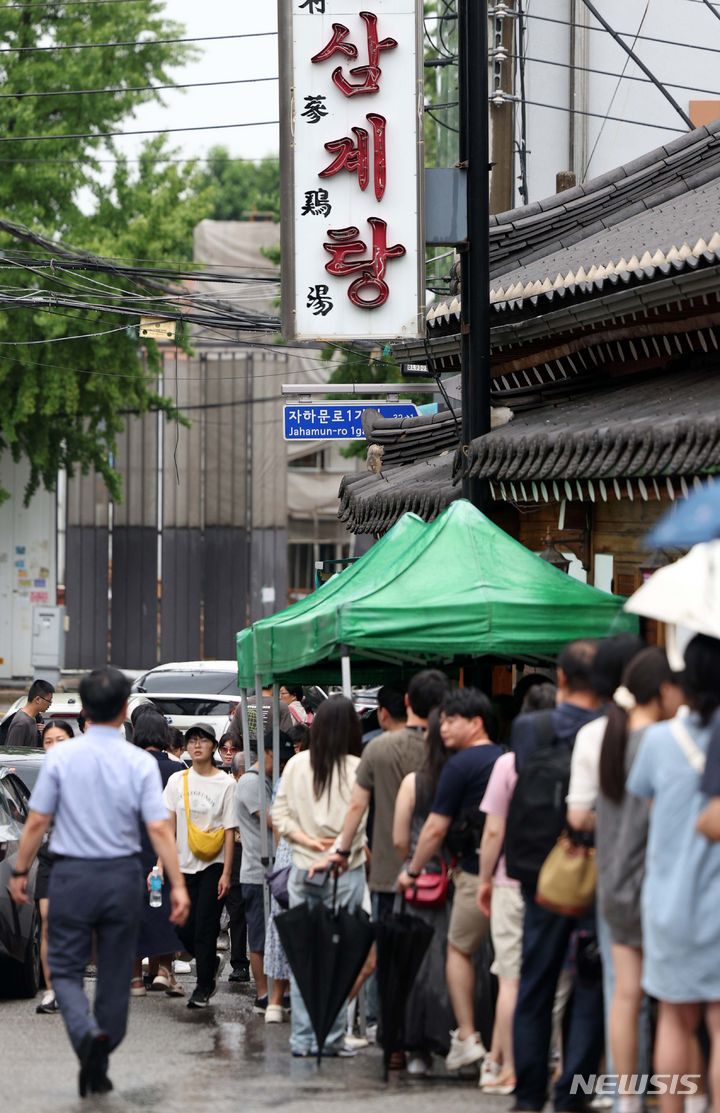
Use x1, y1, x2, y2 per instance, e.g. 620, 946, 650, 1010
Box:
279, 0, 424, 341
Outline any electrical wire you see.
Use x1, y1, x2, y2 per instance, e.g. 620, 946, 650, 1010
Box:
0, 30, 278, 55
524, 10, 720, 56
0, 75, 279, 101
577, 0, 691, 129
508, 54, 720, 101
582, 0, 652, 180
0, 119, 279, 144
503, 96, 686, 134
0, 154, 281, 165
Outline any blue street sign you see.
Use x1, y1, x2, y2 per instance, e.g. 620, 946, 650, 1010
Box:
283, 402, 419, 440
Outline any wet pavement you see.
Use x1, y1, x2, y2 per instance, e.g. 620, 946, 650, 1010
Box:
3, 969, 512, 1112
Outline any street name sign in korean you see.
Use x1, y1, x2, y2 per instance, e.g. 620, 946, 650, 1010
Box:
279, 0, 425, 341
283, 401, 419, 439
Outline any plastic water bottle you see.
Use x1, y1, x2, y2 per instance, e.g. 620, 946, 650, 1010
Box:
149, 866, 163, 909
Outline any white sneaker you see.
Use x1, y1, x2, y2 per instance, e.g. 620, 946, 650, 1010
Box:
445, 1029, 486, 1072
480, 1058, 501, 1088
265, 1004, 284, 1023
407, 1055, 432, 1076
344, 1034, 369, 1050
365, 1023, 377, 1044
173, 959, 192, 975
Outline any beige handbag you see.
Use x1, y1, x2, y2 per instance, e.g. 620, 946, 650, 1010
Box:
535, 832, 597, 917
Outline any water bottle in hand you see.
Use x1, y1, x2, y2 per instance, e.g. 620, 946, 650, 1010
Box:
149, 866, 163, 908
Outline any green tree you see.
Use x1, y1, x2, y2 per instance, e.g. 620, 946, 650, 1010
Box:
0, 3, 213, 502
197, 148, 281, 222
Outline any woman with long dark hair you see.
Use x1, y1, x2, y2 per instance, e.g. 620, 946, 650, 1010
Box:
627, 635, 720, 1113
392, 708, 453, 1074
596, 648, 682, 1113
272, 695, 366, 1057
35, 719, 75, 1014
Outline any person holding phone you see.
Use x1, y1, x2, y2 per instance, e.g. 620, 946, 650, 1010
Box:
272, 695, 368, 1058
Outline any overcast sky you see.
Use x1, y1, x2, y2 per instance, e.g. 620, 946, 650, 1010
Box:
123, 0, 280, 164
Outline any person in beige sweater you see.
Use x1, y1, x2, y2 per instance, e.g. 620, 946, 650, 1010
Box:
272, 695, 367, 1057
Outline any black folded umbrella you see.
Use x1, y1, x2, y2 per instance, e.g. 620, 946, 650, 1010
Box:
275, 877, 375, 1065
374, 902, 434, 1080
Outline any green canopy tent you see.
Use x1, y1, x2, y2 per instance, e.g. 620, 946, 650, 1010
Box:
235, 499, 637, 905
237, 499, 637, 689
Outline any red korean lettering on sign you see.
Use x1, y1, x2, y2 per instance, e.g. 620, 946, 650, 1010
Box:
304, 8, 406, 312
311, 11, 397, 97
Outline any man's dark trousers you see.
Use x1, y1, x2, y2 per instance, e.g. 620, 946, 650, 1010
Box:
48, 856, 144, 1055
513, 895, 604, 1111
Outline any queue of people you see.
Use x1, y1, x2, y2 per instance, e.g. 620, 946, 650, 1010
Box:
9, 639, 720, 1110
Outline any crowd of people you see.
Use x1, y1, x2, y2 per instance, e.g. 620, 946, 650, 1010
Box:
7, 635, 720, 1109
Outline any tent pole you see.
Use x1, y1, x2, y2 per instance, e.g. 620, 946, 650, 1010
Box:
256, 672, 271, 928
341, 648, 352, 699
239, 689, 252, 773
272, 682, 281, 787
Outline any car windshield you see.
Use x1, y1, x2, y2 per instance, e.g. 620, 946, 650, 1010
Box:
137, 671, 241, 696
148, 698, 233, 717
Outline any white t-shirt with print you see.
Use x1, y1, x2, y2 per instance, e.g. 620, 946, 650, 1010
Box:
163, 767, 237, 874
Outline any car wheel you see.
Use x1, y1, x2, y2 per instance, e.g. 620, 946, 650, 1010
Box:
1, 907, 41, 999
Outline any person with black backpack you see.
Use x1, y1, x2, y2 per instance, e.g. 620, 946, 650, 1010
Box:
505, 640, 605, 1113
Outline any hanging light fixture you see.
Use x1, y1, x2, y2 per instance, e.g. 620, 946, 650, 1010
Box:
539, 529, 571, 574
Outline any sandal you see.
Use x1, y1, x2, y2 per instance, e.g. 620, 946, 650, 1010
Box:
130, 977, 147, 998
149, 966, 172, 991
164, 977, 185, 998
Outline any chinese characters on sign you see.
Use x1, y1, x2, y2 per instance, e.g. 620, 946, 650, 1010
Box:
280, 0, 423, 340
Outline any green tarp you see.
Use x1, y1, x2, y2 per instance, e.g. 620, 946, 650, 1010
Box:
236, 500, 638, 686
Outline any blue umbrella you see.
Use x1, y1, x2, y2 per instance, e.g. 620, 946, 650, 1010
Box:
647, 482, 720, 548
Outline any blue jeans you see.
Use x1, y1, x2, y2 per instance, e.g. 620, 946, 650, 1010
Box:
287, 865, 366, 1055
513, 894, 604, 1111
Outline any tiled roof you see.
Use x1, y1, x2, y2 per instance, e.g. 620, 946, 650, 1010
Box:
339, 369, 720, 533
488, 121, 720, 278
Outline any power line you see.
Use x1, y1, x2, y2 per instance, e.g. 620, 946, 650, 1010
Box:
524, 10, 720, 55
577, 0, 692, 128
516, 96, 686, 133
510, 54, 720, 101
0, 0, 146, 10
0, 30, 277, 55
0, 119, 279, 144
0, 75, 279, 101
0, 154, 280, 165
582, 0, 652, 180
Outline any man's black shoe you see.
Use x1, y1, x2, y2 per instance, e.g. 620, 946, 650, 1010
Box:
78, 1031, 110, 1098
229, 964, 250, 983
187, 986, 213, 1009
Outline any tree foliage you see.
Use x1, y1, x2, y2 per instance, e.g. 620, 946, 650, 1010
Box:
0, 3, 213, 502
197, 148, 281, 222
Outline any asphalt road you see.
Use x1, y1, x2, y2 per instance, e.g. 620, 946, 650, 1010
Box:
1, 969, 513, 1113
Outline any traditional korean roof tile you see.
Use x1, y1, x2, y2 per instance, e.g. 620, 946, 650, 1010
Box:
339, 369, 720, 534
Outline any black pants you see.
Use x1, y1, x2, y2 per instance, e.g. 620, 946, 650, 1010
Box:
48, 856, 143, 1055
514, 893, 604, 1111
224, 884, 248, 968
176, 864, 223, 990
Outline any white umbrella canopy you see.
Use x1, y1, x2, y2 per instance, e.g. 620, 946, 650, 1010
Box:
624, 542, 720, 668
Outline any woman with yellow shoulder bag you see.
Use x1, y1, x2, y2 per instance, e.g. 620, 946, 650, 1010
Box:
162, 723, 237, 1009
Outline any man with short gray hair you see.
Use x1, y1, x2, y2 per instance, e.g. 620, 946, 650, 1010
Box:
9, 666, 189, 1098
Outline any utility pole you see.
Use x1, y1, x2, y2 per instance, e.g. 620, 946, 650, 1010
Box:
458, 0, 491, 511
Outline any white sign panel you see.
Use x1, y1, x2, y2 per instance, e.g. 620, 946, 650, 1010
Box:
279, 0, 424, 341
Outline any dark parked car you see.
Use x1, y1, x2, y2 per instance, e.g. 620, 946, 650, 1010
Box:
0, 748, 45, 792
0, 767, 40, 998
